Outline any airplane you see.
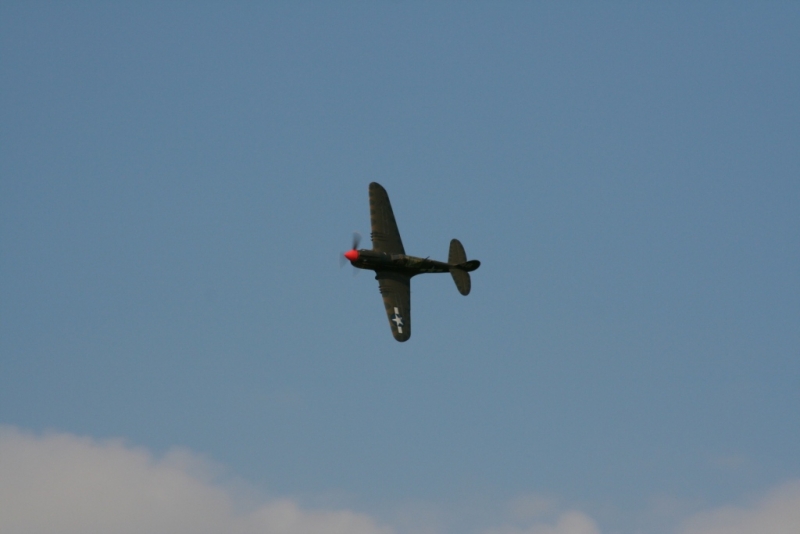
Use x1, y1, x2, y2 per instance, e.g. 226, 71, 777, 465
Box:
343, 182, 480, 342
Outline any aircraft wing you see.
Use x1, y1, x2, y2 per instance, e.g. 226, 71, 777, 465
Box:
369, 182, 405, 254
376, 271, 411, 342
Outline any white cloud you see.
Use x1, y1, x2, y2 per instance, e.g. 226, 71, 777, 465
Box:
483, 511, 600, 534
4, 425, 800, 534
677, 481, 800, 534
0, 426, 392, 534
484, 481, 800, 534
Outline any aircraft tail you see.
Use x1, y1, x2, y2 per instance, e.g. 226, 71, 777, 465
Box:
449, 239, 480, 296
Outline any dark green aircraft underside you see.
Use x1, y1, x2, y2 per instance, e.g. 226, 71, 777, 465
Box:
348, 182, 480, 342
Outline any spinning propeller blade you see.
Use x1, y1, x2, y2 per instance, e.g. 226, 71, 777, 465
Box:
340, 232, 362, 267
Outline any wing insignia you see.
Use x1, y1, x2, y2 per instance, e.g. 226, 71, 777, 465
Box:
376, 271, 411, 342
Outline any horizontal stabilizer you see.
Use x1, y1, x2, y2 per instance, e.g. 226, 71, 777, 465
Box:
450, 268, 471, 296
449, 239, 467, 265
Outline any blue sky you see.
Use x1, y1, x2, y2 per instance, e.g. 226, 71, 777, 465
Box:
1, 3, 799, 533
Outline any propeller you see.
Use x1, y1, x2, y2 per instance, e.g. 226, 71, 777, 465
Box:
340, 232, 361, 268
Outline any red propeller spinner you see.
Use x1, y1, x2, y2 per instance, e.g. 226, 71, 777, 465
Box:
343, 232, 361, 263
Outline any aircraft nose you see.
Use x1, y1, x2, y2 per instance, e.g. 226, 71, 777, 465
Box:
344, 249, 359, 261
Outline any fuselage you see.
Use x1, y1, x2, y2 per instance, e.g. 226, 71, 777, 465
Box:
350, 249, 451, 276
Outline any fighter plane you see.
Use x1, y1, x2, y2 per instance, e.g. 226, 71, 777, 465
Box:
343, 182, 480, 342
